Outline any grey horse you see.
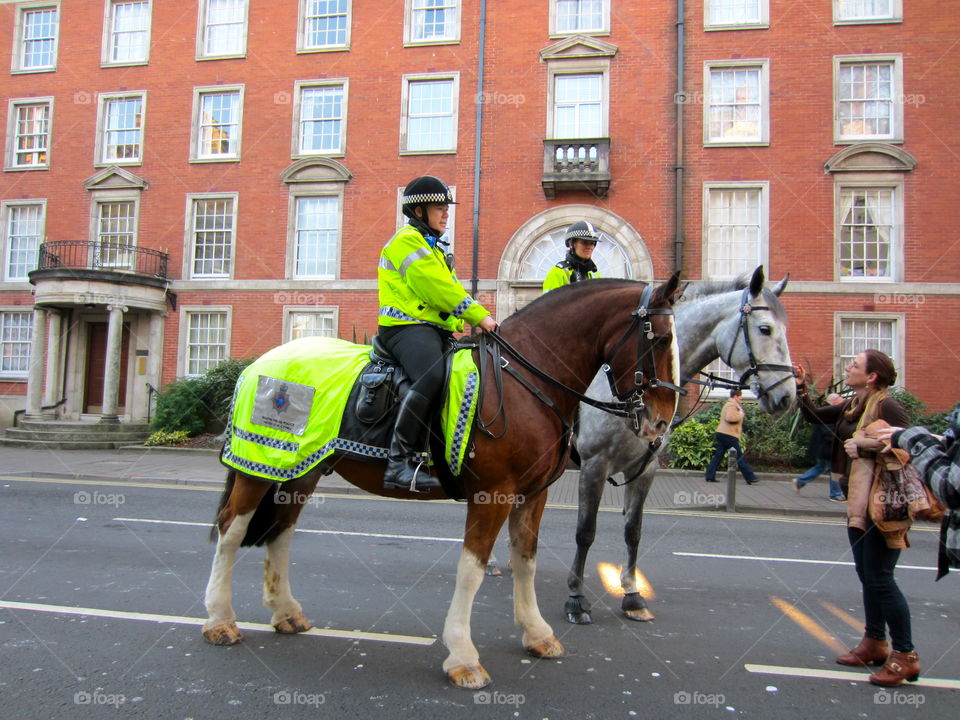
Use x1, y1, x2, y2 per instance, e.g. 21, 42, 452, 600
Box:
565, 266, 795, 624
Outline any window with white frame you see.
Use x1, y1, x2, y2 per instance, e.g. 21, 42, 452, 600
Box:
300, 0, 350, 50
293, 195, 340, 278
836, 185, 898, 280
93, 200, 137, 269
517, 224, 631, 280
192, 87, 243, 161
834, 0, 901, 23
188, 196, 235, 278
286, 309, 337, 341
197, 0, 247, 58
705, 0, 768, 29
5, 98, 52, 170
552, 0, 608, 35
13, 5, 59, 71
835, 56, 902, 142
837, 315, 901, 384
0, 311, 33, 377
2, 202, 44, 281
104, 0, 151, 65
405, 0, 459, 45
97, 93, 145, 164
184, 310, 229, 376
394, 185, 457, 251
704, 61, 769, 145
401, 74, 458, 153
703, 183, 768, 280
296, 82, 347, 155
553, 73, 603, 138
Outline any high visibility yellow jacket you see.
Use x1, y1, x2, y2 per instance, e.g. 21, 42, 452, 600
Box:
542, 261, 601, 293
378, 225, 489, 333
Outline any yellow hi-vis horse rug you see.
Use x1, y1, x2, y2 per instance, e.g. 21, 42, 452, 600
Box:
220, 337, 479, 481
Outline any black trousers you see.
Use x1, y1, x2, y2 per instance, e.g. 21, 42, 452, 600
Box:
378, 323, 449, 402
848, 524, 913, 652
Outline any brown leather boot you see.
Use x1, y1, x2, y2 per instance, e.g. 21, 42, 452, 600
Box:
869, 651, 920, 687
835, 636, 889, 667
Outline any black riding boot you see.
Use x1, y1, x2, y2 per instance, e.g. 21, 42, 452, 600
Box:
383, 390, 441, 492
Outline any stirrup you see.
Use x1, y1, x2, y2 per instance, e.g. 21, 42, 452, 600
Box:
406, 459, 439, 493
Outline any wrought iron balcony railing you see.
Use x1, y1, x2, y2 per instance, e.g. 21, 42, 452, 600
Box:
36, 241, 169, 279
542, 137, 611, 199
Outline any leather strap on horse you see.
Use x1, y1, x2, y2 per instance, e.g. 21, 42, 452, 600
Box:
723, 287, 795, 400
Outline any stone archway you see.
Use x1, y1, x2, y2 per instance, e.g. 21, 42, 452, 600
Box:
496, 205, 653, 318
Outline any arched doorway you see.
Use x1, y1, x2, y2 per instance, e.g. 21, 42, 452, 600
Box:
496, 205, 653, 318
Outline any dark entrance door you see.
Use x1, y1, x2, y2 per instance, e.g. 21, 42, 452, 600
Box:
84, 322, 129, 414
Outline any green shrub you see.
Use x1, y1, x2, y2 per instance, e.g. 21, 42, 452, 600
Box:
143, 429, 191, 446
666, 405, 721, 469
150, 358, 254, 435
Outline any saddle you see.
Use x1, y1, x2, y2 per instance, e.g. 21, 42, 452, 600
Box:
335, 336, 467, 500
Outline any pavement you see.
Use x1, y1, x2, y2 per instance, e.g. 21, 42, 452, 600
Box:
0, 444, 848, 518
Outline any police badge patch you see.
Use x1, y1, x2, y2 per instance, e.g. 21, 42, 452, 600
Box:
251, 375, 315, 436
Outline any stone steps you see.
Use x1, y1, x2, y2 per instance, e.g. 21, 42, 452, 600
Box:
1, 420, 151, 450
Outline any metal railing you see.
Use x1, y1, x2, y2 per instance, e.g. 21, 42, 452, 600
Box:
38, 241, 169, 279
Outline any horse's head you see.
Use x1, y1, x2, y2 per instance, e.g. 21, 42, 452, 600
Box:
603, 272, 683, 442
720, 266, 795, 416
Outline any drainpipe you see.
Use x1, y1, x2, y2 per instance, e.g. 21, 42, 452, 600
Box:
470, 0, 488, 298
673, 0, 685, 275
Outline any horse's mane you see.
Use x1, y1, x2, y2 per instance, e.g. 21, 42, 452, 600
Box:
503, 277, 647, 327
680, 275, 787, 322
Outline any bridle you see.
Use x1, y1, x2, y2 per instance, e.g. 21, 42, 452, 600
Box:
722, 287, 795, 401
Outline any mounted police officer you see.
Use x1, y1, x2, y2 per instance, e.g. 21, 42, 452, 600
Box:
542, 220, 602, 293
377, 176, 497, 492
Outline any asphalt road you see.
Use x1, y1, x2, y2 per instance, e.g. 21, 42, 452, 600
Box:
1, 476, 957, 719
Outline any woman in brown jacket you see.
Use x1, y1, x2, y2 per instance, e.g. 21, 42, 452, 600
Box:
796, 349, 918, 687
704, 388, 758, 484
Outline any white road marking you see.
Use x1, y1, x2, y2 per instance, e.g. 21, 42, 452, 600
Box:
674, 551, 957, 574
0, 600, 435, 646
113, 516, 463, 543
745, 663, 960, 690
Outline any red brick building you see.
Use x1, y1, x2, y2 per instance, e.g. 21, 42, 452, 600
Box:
1, 1, 957, 437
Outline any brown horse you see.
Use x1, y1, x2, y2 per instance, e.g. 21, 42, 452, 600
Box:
202, 274, 682, 689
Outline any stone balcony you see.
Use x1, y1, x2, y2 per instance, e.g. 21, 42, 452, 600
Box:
541, 137, 611, 199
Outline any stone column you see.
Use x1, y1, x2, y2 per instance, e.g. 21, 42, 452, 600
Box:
99, 304, 127, 423
43, 310, 62, 407
24, 306, 48, 418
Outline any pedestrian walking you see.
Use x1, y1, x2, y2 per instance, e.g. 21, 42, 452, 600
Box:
704, 388, 758, 485
793, 392, 846, 501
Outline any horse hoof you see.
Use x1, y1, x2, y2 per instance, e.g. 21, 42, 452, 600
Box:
447, 664, 492, 689
203, 623, 243, 645
526, 636, 566, 659
623, 608, 655, 622
274, 613, 312, 634
566, 611, 593, 625
485, 562, 502, 577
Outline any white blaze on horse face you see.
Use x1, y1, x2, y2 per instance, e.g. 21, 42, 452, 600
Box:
669, 315, 681, 417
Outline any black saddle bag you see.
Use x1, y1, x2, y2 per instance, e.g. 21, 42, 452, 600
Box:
355, 364, 397, 424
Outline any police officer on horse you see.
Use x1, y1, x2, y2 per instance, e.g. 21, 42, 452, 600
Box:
377, 176, 497, 492
542, 220, 602, 293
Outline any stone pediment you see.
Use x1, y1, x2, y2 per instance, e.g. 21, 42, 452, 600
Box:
84, 166, 148, 191
825, 143, 917, 173
540, 35, 618, 62
281, 157, 352, 184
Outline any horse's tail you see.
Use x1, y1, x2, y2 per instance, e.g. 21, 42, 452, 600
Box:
209, 469, 284, 547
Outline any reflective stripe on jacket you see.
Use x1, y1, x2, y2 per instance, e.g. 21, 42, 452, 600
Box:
378, 224, 489, 332
542, 262, 601, 293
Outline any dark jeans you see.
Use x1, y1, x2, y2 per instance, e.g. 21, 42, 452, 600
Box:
377, 323, 448, 400
704, 432, 757, 483
848, 524, 913, 652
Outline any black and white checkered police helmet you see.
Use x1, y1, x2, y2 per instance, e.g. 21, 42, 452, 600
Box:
401, 176, 457, 218
563, 220, 602, 247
